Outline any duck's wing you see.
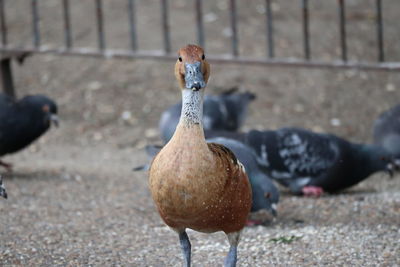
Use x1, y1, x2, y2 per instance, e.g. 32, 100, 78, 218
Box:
207, 142, 250, 184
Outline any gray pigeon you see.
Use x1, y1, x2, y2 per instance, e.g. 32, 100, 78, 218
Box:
373, 104, 400, 158
159, 88, 255, 143
242, 127, 400, 196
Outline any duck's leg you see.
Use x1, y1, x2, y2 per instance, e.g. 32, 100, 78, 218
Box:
178, 230, 191, 267
224, 231, 241, 267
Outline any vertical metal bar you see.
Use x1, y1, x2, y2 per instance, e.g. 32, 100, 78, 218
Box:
31, 0, 40, 48
301, 0, 310, 60
195, 0, 204, 48
229, 0, 238, 57
0, 0, 7, 46
161, 0, 171, 54
265, 0, 274, 58
95, 0, 105, 50
376, 0, 384, 62
0, 59, 16, 98
338, 0, 347, 61
128, 0, 138, 51
62, 0, 72, 49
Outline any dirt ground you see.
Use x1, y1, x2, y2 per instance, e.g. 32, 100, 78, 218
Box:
1, 1, 400, 266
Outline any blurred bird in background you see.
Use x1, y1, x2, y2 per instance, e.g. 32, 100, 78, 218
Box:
158, 87, 255, 143
239, 127, 400, 196
373, 104, 400, 159
0, 94, 59, 171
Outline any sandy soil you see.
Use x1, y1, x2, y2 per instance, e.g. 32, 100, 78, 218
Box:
1, 0, 400, 266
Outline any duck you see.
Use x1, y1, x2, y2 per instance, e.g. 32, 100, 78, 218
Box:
240, 127, 400, 196
148, 44, 252, 267
373, 104, 400, 159
159, 87, 255, 143
0, 93, 59, 171
0, 175, 7, 199
135, 138, 279, 223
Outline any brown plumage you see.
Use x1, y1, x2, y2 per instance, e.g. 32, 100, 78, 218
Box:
150, 125, 251, 234
148, 44, 252, 267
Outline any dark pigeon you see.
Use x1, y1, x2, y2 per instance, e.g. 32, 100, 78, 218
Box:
0, 94, 59, 170
0, 175, 7, 199
373, 104, 400, 158
159, 88, 255, 143
241, 127, 399, 196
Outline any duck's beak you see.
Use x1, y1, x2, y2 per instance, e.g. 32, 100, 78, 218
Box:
184, 62, 206, 91
50, 114, 60, 128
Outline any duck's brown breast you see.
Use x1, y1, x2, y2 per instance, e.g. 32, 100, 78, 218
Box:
149, 129, 252, 233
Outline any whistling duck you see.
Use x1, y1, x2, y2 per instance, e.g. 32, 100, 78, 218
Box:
373, 104, 400, 159
241, 127, 400, 196
149, 44, 252, 266
0, 94, 59, 171
159, 88, 255, 143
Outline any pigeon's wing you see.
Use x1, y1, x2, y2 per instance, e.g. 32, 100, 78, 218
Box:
275, 128, 340, 178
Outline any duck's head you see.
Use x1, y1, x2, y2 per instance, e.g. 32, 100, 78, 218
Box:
175, 44, 210, 91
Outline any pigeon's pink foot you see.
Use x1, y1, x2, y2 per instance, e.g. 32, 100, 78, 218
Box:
302, 186, 324, 197
246, 219, 263, 227
0, 160, 13, 172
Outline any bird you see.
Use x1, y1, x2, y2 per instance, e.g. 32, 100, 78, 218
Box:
135, 138, 279, 223
158, 87, 255, 143
148, 44, 252, 267
0, 175, 7, 199
240, 127, 400, 196
206, 137, 279, 219
0, 93, 59, 170
373, 104, 400, 158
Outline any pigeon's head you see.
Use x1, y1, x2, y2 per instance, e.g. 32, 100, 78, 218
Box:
21, 95, 59, 128
251, 175, 280, 217
175, 44, 210, 91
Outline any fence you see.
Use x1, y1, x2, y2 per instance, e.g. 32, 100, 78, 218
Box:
0, 0, 399, 97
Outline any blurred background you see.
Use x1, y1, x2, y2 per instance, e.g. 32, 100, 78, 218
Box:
0, 0, 399, 265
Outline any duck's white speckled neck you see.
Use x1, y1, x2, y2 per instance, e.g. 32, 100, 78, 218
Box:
179, 89, 204, 126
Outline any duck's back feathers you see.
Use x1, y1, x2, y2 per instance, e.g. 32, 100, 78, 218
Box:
207, 137, 279, 215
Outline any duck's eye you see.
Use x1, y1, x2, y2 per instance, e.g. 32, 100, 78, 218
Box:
178, 57, 182, 62
202, 54, 205, 60
264, 192, 271, 199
